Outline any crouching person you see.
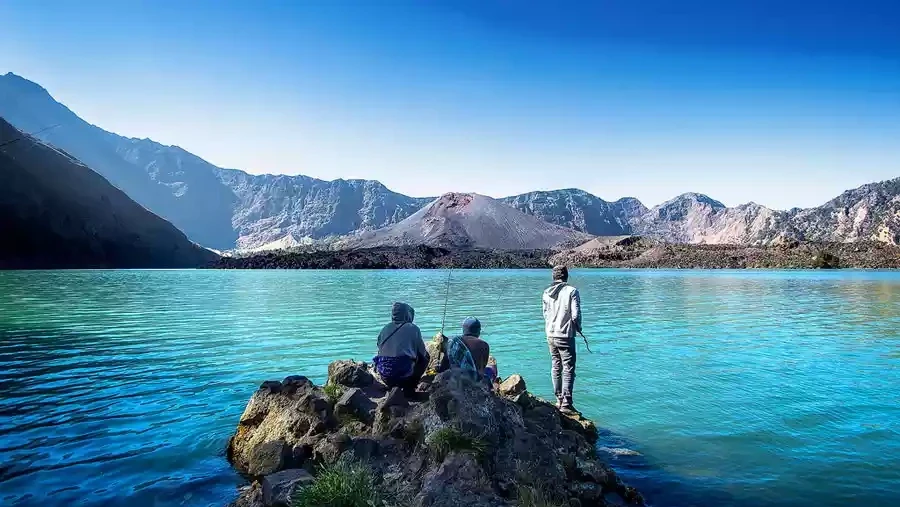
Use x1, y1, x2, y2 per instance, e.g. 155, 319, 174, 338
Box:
441, 317, 499, 387
373, 302, 429, 396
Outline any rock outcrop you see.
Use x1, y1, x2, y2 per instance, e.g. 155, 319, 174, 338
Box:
226, 361, 643, 507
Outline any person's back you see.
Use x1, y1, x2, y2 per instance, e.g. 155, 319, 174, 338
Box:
374, 302, 429, 395
542, 266, 581, 413
543, 280, 580, 340
460, 317, 490, 373
441, 317, 497, 385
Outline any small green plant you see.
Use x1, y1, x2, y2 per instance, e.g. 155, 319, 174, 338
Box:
292, 459, 379, 507
323, 382, 345, 403
427, 427, 487, 461
516, 485, 567, 507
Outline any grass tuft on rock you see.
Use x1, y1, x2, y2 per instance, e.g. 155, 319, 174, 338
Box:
292, 459, 379, 507
516, 485, 567, 507
323, 382, 345, 403
427, 427, 487, 461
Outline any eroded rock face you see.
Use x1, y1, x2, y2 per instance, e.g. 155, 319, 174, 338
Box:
226, 375, 334, 476
226, 361, 643, 507
498, 374, 526, 397
327, 360, 375, 388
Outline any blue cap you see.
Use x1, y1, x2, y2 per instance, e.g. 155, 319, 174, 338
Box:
462, 317, 481, 337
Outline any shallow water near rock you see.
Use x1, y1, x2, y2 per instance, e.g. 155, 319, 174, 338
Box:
1, 269, 898, 507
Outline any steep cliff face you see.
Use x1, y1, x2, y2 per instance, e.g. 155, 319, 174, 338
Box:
218, 170, 432, 249
631, 181, 900, 246
783, 178, 900, 245
501, 189, 647, 236
632, 194, 783, 244
0, 117, 217, 268
0, 73, 429, 250
340, 193, 594, 250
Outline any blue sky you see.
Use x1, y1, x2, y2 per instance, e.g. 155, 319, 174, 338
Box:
1, 0, 899, 209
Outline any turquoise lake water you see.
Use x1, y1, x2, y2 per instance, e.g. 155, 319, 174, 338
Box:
0, 269, 898, 507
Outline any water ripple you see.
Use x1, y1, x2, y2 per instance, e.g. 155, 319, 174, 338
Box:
0, 269, 898, 507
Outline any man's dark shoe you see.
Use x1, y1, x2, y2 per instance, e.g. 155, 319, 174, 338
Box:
560, 405, 580, 416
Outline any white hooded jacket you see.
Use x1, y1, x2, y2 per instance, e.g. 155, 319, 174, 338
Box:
542, 282, 582, 339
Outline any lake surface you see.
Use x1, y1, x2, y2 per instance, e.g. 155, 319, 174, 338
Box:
1, 269, 898, 507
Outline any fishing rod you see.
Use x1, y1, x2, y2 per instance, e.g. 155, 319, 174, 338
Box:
439, 269, 452, 334
0, 124, 60, 150
577, 330, 593, 354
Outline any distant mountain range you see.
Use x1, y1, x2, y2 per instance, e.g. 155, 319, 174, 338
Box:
0, 117, 216, 268
1, 72, 898, 250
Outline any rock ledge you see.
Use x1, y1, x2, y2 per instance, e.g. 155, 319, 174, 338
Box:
226, 360, 643, 507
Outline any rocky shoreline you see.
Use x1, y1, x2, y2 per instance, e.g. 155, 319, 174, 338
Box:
212, 239, 900, 270
225, 357, 643, 507
214, 246, 552, 269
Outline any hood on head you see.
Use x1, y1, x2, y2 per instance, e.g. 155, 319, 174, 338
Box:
544, 281, 567, 299
462, 317, 481, 337
391, 302, 414, 323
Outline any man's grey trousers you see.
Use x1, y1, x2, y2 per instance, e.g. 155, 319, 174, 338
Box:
547, 335, 576, 407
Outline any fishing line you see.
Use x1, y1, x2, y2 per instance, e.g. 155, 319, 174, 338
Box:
439, 269, 452, 334
0, 124, 60, 150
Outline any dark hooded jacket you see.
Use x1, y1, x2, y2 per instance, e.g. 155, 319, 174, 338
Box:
376, 302, 428, 373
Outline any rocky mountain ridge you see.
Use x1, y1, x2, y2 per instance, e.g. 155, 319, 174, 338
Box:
2, 72, 897, 249
0, 73, 431, 250
631, 183, 900, 245
500, 189, 647, 236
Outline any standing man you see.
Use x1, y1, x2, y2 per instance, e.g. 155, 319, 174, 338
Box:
542, 265, 581, 414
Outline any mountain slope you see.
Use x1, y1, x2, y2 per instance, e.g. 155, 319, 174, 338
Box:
340, 193, 593, 250
501, 189, 647, 235
783, 178, 900, 244
631, 193, 781, 244
218, 169, 431, 249
3, 73, 897, 248
0, 73, 430, 250
631, 182, 900, 246
0, 117, 217, 268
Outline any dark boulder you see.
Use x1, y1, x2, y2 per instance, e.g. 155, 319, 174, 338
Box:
261, 469, 314, 507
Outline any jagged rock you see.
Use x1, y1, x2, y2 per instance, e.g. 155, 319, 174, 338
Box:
261, 469, 314, 507
327, 360, 374, 388
227, 366, 643, 507
229, 483, 264, 507
312, 433, 351, 466
248, 439, 287, 476
227, 378, 333, 475
560, 411, 599, 444
379, 387, 409, 410
335, 387, 376, 425
416, 453, 502, 507
498, 374, 526, 397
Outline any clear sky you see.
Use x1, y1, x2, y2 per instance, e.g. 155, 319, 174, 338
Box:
2, 0, 899, 209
